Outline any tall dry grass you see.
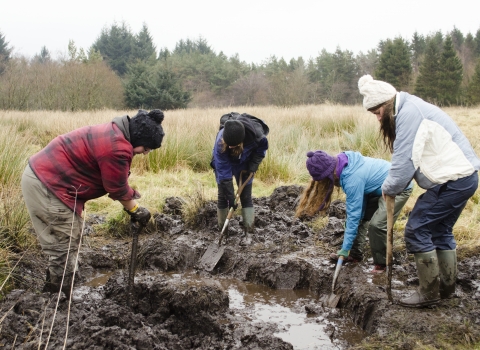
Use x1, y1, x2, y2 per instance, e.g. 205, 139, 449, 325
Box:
0, 104, 479, 255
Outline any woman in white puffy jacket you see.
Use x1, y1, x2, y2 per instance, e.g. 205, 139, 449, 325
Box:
358, 75, 480, 308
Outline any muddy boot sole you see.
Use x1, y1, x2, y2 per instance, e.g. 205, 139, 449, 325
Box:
398, 299, 440, 308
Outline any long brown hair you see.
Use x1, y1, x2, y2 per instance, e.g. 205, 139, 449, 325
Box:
369, 97, 396, 152
221, 138, 244, 157
295, 178, 335, 217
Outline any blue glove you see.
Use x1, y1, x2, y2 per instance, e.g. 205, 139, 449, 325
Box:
337, 249, 350, 258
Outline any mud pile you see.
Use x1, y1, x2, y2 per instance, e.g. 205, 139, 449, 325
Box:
1, 185, 479, 349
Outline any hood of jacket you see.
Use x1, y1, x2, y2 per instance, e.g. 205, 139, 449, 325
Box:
112, 115, 131, 143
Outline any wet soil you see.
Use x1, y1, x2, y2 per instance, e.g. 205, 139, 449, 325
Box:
2, 185, 480, 349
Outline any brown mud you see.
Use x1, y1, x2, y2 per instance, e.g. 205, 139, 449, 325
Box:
2, 185, 480, 349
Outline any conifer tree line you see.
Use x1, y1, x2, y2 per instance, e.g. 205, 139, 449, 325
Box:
1, 23, 480, 110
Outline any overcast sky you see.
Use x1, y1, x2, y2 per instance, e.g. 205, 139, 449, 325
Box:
1, 0, 479, 65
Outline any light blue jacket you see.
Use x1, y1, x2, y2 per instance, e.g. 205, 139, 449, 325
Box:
340, 151, 412, 252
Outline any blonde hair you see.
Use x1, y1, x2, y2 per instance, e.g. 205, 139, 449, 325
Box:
295, 178, 335, 217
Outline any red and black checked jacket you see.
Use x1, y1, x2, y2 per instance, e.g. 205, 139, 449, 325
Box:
29, 119, 140, 216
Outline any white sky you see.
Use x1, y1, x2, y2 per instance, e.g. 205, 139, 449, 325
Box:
2, 0, 479, 65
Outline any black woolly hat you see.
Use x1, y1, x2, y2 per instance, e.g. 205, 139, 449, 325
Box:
223, 120, 245, 146
129, 109, 165, 150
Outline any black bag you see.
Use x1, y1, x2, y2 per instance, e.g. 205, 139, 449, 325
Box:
219, 112, 269, 138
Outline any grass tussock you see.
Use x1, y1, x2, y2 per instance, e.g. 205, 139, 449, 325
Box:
0, 127, 36, 251
181, 181, 210, 227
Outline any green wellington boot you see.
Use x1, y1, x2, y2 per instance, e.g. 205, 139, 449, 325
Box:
217, 208, 229, 230
399, 250, 440, 308
217, 208, 230, 241
437, 249, 457, 299
240, 207, 255, 246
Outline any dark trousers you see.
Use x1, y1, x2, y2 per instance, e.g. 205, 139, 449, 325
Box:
217, 182, 253, 209
405, 172, 478, 253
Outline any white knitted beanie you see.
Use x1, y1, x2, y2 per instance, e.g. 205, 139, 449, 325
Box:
358, 74, 397, 110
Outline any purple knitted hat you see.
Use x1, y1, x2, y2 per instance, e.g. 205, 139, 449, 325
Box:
306, 151, 336, 181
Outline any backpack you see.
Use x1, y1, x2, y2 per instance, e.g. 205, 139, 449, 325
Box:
210, 112, 269, 170
218, 112, 269, 139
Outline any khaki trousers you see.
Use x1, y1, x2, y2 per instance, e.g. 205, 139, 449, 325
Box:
21, 165, 82, 280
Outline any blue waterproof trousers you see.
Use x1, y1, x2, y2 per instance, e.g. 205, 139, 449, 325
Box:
404, 172, 478, 253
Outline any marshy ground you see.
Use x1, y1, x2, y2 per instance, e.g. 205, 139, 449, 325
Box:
2, 185, 480, 349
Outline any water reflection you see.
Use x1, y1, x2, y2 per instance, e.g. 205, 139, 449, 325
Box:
169, 272, 363, 349
82, 270, 364, 349
83, 270, 115, 287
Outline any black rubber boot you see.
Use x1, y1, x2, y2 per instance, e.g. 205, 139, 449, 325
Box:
437, 249, 457, 299
42, 272, 73, 299
399, 250, 440, 308
42, 268, 59, 293
61, 273, 73, 299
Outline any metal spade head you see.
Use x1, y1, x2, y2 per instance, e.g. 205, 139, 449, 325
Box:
197, 243, 226, 272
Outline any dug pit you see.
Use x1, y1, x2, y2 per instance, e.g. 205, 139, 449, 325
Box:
2, 186, 479, 349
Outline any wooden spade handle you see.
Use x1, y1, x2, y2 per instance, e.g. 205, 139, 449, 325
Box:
386, 195, 395, 302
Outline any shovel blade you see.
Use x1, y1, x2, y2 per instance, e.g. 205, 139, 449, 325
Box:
321, 293, 341, 308
197, 243, 226, 271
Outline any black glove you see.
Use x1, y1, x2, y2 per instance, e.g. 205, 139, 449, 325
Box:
247, 153, 264, 173
125, 205, 151, 226
221, 179, 237, 210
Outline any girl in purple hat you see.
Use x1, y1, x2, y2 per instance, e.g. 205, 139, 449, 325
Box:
296, 150, 413, 272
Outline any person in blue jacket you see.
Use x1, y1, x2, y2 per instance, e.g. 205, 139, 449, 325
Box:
296, 150, 413, 272
359, 74, 480, 307
211, 112, 269, 245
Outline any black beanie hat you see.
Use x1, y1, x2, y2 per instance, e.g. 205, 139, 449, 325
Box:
223, 120, 245, 146
129, 109, 165, 150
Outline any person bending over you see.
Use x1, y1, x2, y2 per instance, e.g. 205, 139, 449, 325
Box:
296, 150, 412, 272
358, 74, 479, 307
21, 109, 165, 297
211, 112, 269, 245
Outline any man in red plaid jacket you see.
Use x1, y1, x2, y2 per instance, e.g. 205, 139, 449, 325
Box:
21, 109, 165, 297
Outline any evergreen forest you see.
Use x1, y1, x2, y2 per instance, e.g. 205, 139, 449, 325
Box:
1, 23, 480, 111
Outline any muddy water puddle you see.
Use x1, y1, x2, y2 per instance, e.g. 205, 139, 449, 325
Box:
167, 272, 365, 349
79, 270, 365, 349
83, 269, 115, 287
226, 285, 363, 349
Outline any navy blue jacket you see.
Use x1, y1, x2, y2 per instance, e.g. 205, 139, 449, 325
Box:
212, 115, 268, 184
